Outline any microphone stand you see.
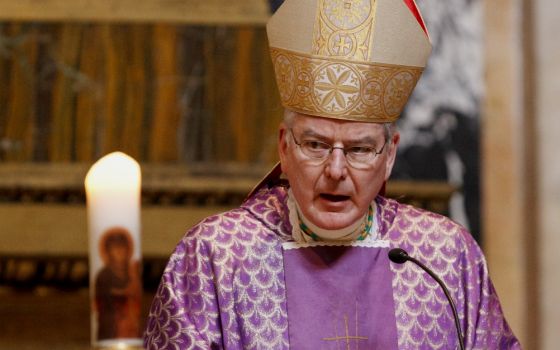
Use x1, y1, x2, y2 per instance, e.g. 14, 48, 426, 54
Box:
389, 248, 465, 350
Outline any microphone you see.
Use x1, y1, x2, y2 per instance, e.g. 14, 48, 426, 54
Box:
388, 248, 465, 350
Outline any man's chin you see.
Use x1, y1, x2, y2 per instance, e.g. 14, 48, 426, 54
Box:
308, 211, 360, 231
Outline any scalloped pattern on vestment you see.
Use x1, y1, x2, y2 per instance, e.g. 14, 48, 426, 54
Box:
376, 196, 519, 349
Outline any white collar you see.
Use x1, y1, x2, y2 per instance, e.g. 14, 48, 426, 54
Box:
287, 189, 378, 243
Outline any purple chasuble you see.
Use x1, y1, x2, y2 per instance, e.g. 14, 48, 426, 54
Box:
144, 186, 521, 350
282, 242, 398, 350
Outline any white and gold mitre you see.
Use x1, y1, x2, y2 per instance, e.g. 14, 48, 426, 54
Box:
267, 0, 432, 122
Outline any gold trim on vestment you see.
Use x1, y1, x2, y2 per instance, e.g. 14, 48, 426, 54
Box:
270, 47, 424, 122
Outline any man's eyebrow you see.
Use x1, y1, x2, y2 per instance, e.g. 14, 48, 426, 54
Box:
299, 129, 383, 145
299, 129, 328, 140
345, 135, 379, 145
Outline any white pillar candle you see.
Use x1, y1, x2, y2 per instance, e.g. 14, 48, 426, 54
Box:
85, 152, 143, 349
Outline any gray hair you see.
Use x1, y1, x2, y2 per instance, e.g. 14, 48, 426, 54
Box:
283, 109, 396, 143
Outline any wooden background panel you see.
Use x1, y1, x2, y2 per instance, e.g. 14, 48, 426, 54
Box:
0, 0, 270, 25
0, 24, 283, 165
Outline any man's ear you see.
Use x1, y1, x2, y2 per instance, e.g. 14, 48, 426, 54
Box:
384, 132, 400, 181
278, 124, 289, 173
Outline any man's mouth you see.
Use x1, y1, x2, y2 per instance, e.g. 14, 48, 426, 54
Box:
319, 193, 351, 202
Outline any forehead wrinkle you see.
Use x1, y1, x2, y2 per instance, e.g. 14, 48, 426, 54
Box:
346, 135, 379, 145
293, 115, 385, 143
298, 128, 383, 146
339, 123, 386, 145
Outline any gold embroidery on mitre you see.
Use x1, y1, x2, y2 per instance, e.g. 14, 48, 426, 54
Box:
271, 47, 423, 122
313, 0, 378, 61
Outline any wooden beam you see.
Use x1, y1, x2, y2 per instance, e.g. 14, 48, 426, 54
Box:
0, 202, 232, 256
0, 163, 455, 204
0, 0, 270, 25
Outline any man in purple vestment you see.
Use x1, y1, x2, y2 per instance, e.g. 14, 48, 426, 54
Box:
144, 0, 521, 349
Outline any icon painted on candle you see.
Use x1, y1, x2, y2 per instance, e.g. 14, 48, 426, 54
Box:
95, 226, 142, 341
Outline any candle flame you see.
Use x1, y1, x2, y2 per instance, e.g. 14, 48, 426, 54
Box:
85, 152, 141, 192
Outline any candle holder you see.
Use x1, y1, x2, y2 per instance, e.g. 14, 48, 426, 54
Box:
92, 342, 144, 350
94, 340, 144, 350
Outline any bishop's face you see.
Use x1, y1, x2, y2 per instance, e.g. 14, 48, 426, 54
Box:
278, 112, 399, 230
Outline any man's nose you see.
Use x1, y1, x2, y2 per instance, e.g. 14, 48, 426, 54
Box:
324, 148, 348, 180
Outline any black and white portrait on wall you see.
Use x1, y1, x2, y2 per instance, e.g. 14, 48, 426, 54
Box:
393, 0, 483, 242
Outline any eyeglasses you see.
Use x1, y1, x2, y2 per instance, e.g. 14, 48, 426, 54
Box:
289, 129, 387, 169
